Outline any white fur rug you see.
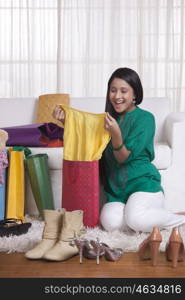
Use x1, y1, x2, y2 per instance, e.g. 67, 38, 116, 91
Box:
1, 215, 185, 253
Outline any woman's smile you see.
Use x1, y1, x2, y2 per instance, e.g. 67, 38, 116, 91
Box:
113, 99, 126, 111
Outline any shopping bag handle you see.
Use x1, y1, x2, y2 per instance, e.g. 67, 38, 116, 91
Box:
0, 218, 23, 226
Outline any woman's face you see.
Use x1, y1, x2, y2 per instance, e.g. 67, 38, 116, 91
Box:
109, 78, 136, 114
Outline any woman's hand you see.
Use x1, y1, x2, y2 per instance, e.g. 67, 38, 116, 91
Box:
105, 112, 130, 163
104, 112, 121, 137
52, 105, 65, 124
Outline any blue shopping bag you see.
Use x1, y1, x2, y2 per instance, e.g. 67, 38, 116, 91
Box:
0, 169, 6, 221
0, 149, 8, 221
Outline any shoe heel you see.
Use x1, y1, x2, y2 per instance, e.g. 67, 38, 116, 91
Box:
79, 247, 83, 264
74, 239, 85, 264
166, 227, 184, 268
150, 240, 161, 266
169, 242, 181, 268
96, 248, 100, 265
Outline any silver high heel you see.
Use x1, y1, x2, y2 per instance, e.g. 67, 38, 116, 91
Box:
73, 237, 105, 264
90, 238, 123, 264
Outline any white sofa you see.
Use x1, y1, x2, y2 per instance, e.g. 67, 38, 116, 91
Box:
0, 97, 185, 214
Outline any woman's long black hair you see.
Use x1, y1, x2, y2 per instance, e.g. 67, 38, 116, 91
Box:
100, 67, 144, 187
105, 67, 143, 119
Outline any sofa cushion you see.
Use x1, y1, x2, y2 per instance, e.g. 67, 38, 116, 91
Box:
29, 142, 171, 171
153, 143, 172, 170
0, 98, 37, 127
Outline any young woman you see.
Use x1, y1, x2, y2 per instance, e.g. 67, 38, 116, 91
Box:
53, 68, 185, 266
100, 67, 185, 234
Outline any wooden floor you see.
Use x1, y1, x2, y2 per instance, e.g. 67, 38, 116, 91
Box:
0, 251, 185, 278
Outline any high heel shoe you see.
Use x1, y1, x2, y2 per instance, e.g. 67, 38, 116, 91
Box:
73, 237, 104, 263
102, 243, 123, 262
166, 227, 185, 268
138, 227, 162, 266
90, 238, 123, 264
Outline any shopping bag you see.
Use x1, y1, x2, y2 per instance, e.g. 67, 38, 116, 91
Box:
0, 169, 7, 221
0, 149, 8, 221
62, 160, 100, 227
36, 93, 70, 127
6, 149, 25, 221
25, 153, 54, 218
0, 218, 31, 237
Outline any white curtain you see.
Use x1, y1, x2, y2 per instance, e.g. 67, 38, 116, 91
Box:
0, 0, 185, 112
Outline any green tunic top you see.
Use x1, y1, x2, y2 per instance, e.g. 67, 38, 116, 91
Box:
103, 106, 163, 203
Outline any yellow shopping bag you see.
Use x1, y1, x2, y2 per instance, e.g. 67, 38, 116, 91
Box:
6, 149, 25, 221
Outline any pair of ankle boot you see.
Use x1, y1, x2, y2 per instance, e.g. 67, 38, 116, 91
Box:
138, 226, 185, 267
25, 209, 85, 261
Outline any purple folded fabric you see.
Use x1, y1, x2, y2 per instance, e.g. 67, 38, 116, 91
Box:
1, 123, 64, 147
39, 123, 64, 140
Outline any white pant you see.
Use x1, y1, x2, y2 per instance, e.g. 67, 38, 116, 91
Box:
100, 191, 185, 233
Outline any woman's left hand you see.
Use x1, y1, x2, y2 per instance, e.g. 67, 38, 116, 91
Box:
104, 113, 121, 137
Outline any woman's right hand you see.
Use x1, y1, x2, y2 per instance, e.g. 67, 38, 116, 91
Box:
52, 105, 65, 124
104, 112, 121, 137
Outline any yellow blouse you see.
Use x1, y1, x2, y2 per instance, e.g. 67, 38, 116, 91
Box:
60, 104, 111, 161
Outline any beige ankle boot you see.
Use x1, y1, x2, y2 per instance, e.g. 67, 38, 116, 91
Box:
25, 209, 65, 259
43, 210, 85, 261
